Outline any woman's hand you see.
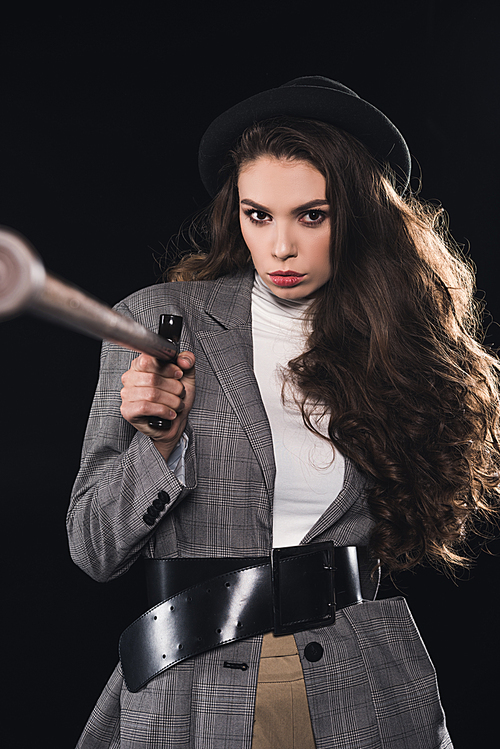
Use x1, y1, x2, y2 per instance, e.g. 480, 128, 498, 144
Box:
120, 351, 195, 461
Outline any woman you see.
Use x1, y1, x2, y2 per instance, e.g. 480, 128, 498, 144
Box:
68, 77, 500, 748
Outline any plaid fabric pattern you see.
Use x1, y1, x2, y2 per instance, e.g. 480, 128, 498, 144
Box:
295, 600, 452, 749
69, 269, 452, 748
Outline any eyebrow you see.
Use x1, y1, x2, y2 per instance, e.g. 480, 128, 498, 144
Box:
240, 198, 329, 215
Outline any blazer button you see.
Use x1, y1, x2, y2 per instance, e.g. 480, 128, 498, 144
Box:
146, 506, 159, 518
153, 497, 165, 510
143, 514, 155, 526
158, 490, 170, 504
304, 642, 324, 662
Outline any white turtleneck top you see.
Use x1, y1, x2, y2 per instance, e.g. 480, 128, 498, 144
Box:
251, 273, 345, 548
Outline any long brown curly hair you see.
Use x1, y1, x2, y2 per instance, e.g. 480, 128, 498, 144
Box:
166, 117, 500, 573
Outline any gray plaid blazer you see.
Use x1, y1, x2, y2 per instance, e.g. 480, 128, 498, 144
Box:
68, 269, 453, 749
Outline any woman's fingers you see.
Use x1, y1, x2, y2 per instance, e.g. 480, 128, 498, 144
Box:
119, 352, 196, 456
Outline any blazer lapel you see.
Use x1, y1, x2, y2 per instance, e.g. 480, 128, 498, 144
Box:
194, 270, 371, 541
301, 458, 373, 544
196, 271, 276, 499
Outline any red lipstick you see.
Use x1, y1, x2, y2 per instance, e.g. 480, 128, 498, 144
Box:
269, 271, 305, 288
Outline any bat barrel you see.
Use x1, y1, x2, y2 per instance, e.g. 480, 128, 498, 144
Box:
0, 226, 177, 361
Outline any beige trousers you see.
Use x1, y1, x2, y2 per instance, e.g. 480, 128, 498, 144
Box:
251, 632, 316, 749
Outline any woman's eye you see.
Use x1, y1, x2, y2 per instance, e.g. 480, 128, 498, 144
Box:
302, 210, 326, 224
245, 209, 270, 223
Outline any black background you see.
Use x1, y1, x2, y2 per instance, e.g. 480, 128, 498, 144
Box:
1, 3, 499, 746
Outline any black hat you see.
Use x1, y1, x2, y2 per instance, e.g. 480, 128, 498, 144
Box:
198, 76, 411, 196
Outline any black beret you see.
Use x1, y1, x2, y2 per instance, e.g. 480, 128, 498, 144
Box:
198, 76, 411, 196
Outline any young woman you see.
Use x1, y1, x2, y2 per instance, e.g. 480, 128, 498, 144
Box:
68, 77, 500, 749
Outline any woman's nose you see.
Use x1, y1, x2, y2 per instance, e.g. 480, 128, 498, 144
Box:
272, 225, 297, 259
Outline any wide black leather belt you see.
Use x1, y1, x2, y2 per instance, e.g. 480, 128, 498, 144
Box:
119, 542, 368, 692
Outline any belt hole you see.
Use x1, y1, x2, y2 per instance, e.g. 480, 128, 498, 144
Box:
153, 615, 157, 620
206, 588, 211, 593
162, 654, 166, 659
170, 606, 175, 611
225, 582, 230, 587
178, 644, 183, 650
236, 621, 243, 628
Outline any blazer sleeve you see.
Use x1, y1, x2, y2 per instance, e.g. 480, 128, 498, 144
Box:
66, 318, 197, 583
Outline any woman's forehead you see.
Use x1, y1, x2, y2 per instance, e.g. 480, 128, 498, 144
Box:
238, 157, 327, 204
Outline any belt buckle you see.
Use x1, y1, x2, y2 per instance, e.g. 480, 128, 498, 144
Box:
272, 541, 336, 636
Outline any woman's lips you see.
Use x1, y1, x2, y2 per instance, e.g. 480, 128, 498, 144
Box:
269, 271, 305, 287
